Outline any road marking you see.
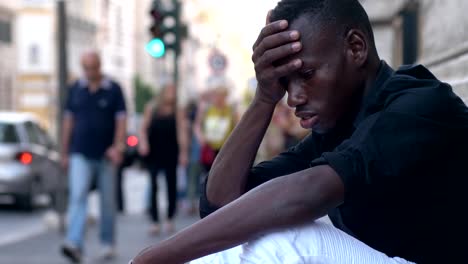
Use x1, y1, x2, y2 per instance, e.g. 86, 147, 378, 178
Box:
0, 222, 46, 247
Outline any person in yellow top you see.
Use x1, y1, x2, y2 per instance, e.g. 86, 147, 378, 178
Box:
194, 80, 238, 171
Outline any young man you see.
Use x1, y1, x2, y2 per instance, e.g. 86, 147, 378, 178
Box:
61, 51, 127, 263
132, 0, 468, 263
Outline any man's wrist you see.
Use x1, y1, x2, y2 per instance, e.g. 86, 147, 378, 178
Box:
251, 97, 278, 112
253, 87, 284, 106
112, 142, 125, 152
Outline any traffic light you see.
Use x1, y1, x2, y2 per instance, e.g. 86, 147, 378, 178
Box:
147, 0, 165, 57
145, 38, 165, 58
147, 0, 187, 58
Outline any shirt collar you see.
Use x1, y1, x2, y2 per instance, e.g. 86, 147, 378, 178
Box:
353, 60, 395, 127
77, 76, 112, 90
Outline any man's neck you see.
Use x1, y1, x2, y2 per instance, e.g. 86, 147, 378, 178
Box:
88, 76, 102, 93
362, 57, 382, 98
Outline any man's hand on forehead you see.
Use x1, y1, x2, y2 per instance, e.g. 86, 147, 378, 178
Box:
250, 10, 303, 105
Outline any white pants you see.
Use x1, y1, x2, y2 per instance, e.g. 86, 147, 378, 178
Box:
190, 219, 415, 264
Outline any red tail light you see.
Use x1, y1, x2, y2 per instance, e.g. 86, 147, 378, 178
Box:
127, 135, 138, 147
16, 152, 33, 165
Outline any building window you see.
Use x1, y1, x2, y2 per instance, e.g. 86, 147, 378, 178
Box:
0, 20, 12, 43
29, 44, 40, 65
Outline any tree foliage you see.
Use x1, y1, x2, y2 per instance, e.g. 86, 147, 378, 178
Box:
134, 75, 154, 114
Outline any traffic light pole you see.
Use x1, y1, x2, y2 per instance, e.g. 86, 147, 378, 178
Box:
56, 0, 68, 234
173, 0, 180, 98
174, 50, 179, 101
57, 1, 68, 129
148, 0, 184, 99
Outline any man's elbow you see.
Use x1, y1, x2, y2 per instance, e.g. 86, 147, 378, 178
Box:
198, 191, 220, 219
198, 175, 224, 218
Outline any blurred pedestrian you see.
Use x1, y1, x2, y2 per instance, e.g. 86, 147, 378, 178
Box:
138, 83, 188, 236
182, 98, 205, 215
193, 78, 238, 172
60, 51, 127, 262
274, 101, 308, 149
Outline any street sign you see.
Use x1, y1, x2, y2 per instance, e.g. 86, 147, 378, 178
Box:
208, 49, 227, 74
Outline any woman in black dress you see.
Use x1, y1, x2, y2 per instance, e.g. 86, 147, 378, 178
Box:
138, 84, 188, 235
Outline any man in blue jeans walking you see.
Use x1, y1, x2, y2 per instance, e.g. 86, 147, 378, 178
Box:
60, 50, 127, 263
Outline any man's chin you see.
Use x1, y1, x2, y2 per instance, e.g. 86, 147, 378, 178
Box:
311, 127, 326, 134
310, 123, 334, 134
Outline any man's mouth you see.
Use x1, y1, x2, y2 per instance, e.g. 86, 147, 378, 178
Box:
296, 112, 319, 129
300, 115, 318, 129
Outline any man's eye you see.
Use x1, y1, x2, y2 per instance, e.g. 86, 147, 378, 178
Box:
300, 69, 315, 79
279, 77, 288, 87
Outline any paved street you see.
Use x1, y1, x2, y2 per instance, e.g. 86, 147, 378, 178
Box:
0, 213, 199, 264
0, 167, 199, 263
0, 206, 51, 248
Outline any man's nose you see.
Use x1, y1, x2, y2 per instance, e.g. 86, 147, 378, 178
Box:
287, 84, 307, 108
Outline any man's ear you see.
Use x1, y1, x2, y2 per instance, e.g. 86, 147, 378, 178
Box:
344, 29, 368, 67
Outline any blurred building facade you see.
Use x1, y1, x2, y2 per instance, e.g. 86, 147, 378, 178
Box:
15, 0, 55, 130
363, 0, 468, 103
0, 1, 17, 111
418, 0, 468, 102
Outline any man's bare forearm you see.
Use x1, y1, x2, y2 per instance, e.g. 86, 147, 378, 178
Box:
206, 99, 276, 206
61, 115, 73, 155
113, 116, 126, 148
135, 165, 344, 263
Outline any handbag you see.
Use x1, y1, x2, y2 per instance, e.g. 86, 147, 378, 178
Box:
200, 144, 216, 166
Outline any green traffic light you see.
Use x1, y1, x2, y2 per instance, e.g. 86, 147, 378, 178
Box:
145, 38, 165, 58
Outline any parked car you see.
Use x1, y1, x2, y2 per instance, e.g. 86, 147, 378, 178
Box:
0, 112, 62, 210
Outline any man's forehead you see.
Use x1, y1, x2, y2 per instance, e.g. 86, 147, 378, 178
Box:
81, 53, 100, 65
290, 14, 339, 42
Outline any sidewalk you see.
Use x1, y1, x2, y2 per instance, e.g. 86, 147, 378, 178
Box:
0, 212, 199, 264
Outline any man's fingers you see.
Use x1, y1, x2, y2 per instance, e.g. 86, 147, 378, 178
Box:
266, 10, 272, 25
256, 59, 302, 86
252, 30, 300, 62
252, 20, 288, 51
274, 59, 303, 77
254, 41, 302, 69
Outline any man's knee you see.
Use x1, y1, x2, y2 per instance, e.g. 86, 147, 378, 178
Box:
241, 222, 327, 263
190, 222, 332, 264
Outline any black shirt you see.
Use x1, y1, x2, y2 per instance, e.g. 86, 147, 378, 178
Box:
147, 111, 179, 164
65, 78, 127, 159
200, 62, 468, 263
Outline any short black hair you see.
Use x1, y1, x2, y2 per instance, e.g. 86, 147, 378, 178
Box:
271, 0, 376, 51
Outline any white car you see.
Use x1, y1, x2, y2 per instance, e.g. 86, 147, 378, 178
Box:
0, 112, 62, 210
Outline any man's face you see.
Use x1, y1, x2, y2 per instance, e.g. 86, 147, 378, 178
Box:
81, 55, 101, 82
282, 16, 363, 133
